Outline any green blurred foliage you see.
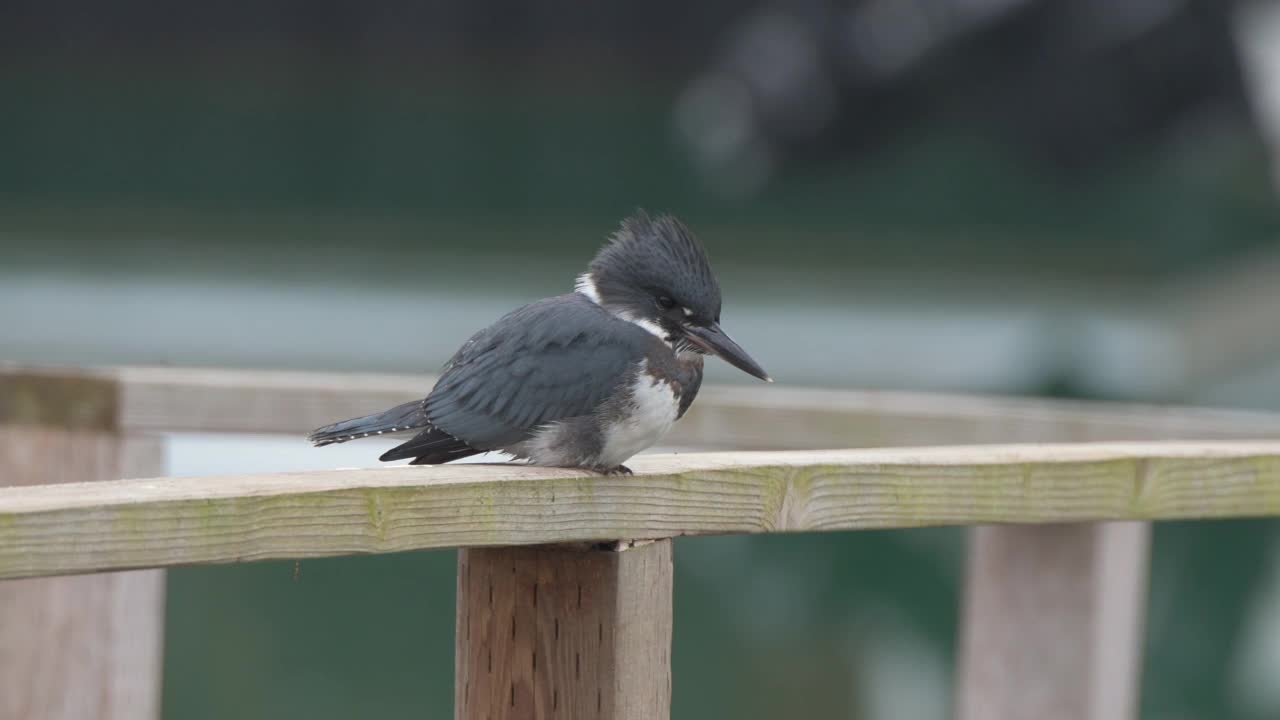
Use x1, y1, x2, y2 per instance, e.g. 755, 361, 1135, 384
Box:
4, 65, 1280, 280
162, 521, 1280, 719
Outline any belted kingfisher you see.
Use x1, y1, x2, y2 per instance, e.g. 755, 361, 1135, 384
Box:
308, 211, 770, 474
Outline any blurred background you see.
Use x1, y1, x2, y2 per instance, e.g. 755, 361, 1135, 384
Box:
5, 0, 1280, 717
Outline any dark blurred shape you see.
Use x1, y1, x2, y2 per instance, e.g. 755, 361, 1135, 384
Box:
676, 0, 1254, 195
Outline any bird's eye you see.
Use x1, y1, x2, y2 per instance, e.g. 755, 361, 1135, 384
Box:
656, 296, 676, 309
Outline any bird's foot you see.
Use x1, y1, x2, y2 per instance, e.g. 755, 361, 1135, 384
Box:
594, 464, 633, 476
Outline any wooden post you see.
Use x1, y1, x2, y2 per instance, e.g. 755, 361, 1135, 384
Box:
0, 375, 166, 720
956, 522, 1150, 720
455, 541, 673, 720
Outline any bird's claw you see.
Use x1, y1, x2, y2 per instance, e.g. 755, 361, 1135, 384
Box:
596, 464, 633, 476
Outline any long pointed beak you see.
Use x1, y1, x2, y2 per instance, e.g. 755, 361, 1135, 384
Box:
683, 322, 772, 382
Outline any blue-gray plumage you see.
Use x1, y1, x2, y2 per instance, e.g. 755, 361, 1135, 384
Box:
308, 211, 769, 473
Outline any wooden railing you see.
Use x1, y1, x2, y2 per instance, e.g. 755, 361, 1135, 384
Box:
4, 366, 1280, 720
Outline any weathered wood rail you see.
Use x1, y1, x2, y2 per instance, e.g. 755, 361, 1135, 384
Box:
4, 366, 1280, 720
4, 442, 1280, 580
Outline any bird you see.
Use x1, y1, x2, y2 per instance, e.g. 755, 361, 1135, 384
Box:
308, 211, 771, 474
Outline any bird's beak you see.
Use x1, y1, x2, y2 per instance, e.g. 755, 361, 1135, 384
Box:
683, 323, 772, 382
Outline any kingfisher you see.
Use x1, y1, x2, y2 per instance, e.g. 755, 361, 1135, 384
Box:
308, 211, 770, 474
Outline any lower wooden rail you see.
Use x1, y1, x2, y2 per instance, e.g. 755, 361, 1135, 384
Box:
2, 442, 1280, 718
7, 365, 1280, 719
4, 442, 1279, 580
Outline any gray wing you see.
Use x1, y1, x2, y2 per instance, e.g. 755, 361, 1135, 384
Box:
423, 294, 654, 450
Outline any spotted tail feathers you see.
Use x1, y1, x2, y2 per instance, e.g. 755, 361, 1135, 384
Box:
308, 399, 482, 465
306, 400, 426, 447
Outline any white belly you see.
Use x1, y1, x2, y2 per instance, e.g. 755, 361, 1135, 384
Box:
596, 372, 679, 467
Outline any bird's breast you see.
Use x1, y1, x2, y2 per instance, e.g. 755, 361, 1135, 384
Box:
596, 366, 681, 467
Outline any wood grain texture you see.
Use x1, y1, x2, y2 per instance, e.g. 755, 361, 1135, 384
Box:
956, 522, 1150, 720
1, 442, 1278, 580
0, 428, 166, 720
456, 541, 672, 720
8, 365, 1280, 446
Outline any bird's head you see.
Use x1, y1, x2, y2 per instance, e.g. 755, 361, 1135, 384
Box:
577, 211, 771, 382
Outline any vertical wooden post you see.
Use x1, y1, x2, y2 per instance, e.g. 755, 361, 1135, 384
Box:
0, 375, 166, 720
956, 522, 1150, 720
456, 541, 673, 720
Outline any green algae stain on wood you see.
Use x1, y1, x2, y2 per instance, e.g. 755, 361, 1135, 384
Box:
364, 489, 387, 542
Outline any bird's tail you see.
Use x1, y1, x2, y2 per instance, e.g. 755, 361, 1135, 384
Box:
307, 400, 426, 447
